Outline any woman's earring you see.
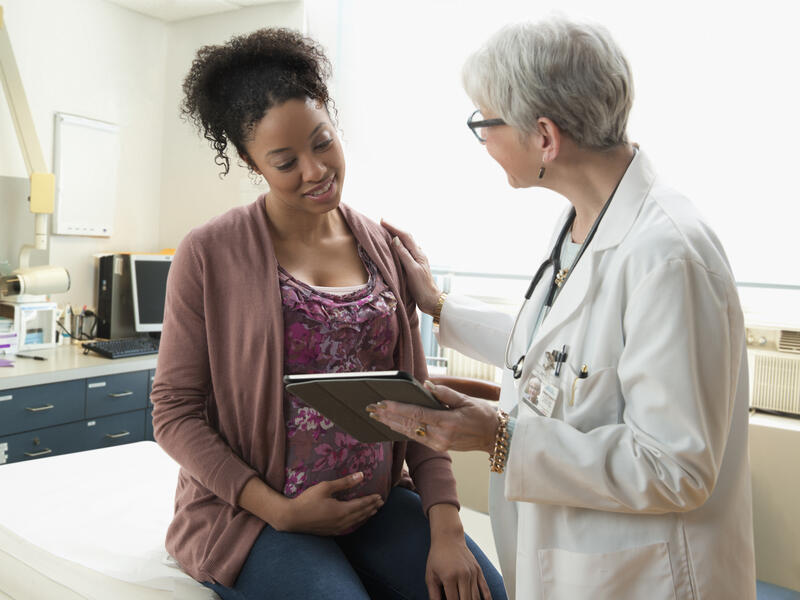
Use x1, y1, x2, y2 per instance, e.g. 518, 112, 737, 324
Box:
538, 164, 546, 179
249, 170, 266, 186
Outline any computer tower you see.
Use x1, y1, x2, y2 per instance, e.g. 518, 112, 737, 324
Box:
96, 254, 136, 339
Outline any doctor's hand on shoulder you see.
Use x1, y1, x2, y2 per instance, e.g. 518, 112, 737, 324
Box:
368, 382, 499, 454
381, 220, 442, 316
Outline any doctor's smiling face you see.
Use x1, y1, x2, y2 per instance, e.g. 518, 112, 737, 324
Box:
241, 97, 345, 216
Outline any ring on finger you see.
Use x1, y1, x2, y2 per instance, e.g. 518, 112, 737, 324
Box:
414, 423, 428, 437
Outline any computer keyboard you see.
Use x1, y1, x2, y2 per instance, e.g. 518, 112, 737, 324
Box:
82, 336, 160, 359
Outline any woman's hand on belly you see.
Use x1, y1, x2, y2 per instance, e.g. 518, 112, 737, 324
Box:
274, 471, 384, 536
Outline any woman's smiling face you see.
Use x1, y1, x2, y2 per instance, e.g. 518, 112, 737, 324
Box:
244, 97, 345, 215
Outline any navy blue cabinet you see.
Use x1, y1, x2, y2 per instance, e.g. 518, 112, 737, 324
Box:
86, 371, 148, 418
0, 368, 154, 466
2, 421, 86, 464
0, 380, 84, 437
85, 410, 147, 450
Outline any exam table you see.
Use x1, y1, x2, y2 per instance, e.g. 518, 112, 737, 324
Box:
0, 442, 218, 599
0, 441, 499, 600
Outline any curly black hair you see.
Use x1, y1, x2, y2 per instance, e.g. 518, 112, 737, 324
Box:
181, 28, 333, 177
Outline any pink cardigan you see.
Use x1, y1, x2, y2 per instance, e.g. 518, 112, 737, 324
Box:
151, 200, 458, 586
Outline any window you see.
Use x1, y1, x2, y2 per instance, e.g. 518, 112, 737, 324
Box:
307, 0, 800, 320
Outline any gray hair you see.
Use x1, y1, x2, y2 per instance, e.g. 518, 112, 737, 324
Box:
462, 17, 633, 149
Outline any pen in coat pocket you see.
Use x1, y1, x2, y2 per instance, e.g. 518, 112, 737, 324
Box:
570, 364, 589, 406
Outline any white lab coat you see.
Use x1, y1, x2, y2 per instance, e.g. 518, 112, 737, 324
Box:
438, 150, 756, 600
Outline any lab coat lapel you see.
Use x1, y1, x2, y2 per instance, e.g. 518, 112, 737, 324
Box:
529, 149, 657, 349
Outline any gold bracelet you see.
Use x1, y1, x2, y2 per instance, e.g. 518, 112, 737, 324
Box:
489, 409, 511, 473
432, 292, 447, 332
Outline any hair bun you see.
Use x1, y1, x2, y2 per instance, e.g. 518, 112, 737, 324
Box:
182, 28, 333, 176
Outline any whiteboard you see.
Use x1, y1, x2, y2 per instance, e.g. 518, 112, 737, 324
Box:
52, 113, 120, 237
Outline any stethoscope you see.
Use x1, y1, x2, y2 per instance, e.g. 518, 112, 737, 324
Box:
504, 191, 616, 380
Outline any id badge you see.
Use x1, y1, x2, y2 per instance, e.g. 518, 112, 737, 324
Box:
521, 358, 560, 418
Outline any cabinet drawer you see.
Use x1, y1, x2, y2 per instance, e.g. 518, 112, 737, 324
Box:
86, 371, 148, 418
84, 410, 145, 450
0, 421, 86, 465
0, 380, 84, 436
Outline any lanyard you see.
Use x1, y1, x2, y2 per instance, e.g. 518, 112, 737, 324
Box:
504, 191, 617, 380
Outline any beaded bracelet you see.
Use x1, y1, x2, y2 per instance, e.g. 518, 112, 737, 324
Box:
489, 409, 511, 473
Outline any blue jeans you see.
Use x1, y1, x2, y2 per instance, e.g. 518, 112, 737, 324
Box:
203, 486, 507, 600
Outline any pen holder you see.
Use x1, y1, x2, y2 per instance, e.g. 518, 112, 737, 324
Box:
70, 314, 85, 343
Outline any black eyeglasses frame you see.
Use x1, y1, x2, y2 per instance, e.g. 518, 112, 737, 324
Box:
467, 109, 506, 142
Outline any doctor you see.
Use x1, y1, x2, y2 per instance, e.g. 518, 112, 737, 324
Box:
372, 16, 756, 600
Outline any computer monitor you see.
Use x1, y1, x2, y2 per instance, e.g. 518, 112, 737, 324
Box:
129, 254, 172, 333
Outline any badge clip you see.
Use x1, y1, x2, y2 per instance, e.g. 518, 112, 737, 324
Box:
553, 344, 568, 377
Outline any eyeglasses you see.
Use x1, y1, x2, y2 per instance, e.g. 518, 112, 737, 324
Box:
467, 109, 506, 142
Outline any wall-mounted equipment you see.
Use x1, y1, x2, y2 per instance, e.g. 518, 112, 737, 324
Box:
747, 324, 800, 416
1, 5, 55, 268
1, 5, 71, 349
0, 265, 70, 299
0, 5, 71, 314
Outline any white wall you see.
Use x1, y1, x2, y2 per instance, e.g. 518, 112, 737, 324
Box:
158, 1, 305, 250
1, 0, 304, 312
0, 0, 168, 309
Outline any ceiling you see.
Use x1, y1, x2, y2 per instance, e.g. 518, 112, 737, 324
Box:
102, 0, 290, 23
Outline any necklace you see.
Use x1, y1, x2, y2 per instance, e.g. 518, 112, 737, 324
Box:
555, 268, 569, 287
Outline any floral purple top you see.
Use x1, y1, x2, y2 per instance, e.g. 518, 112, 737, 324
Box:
280, 247, 398, 503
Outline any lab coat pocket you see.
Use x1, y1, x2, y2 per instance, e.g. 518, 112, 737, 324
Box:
564, 366, 621, 431
539, 542, 677, 600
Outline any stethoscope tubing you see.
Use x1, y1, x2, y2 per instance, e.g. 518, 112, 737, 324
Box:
503, 187, 618, 379
503, 210, 574, 378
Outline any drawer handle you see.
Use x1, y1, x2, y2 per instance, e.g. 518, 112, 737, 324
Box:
25, 404, 55, 413
104, 431, 131, 439
108, 391, 134, 398
24, 448, 53, 457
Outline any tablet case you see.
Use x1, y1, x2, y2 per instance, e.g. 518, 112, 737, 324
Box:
284, 372, 443, 443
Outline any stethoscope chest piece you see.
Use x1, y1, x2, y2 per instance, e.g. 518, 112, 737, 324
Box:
511, 356, 525, 380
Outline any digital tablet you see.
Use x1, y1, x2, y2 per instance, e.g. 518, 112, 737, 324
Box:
283, 370, 445, 443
